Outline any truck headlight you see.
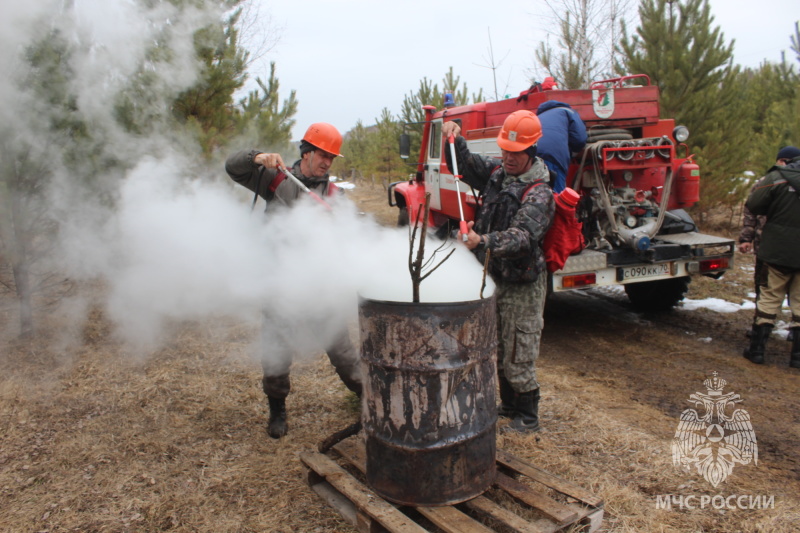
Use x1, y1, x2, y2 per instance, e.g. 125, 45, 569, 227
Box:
673, 126, 689, 143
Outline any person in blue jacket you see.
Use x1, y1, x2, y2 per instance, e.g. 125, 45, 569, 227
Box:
536, 100, 587, 193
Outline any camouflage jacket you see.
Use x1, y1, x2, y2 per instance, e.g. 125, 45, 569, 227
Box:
738, 176, 768, 253
446, 136, 555, 283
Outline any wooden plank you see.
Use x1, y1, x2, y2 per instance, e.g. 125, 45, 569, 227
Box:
496, 449, 604, 508
318, 439, 604, 532
300, 450, 429, 533
308, 467, 383, 533
309, 478, 359, 528
465, 495, 552, 533
356, 509, 384, 533
416, 505, 495, 533
579, 507, 605, 533
334, 437, 368, 473
495, 473, 579, 526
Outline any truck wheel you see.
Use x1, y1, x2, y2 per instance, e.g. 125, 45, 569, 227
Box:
624, 277, 690, 312
397, 207, 409, 227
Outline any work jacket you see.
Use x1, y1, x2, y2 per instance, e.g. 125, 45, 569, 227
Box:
536, 101, 587, 193
446, 136, 555, 283
224, 150, 339, 209
746, 157, 800, 269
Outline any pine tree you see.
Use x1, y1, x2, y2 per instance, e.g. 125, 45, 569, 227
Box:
371, 108, 404, 186
618, 0, 746, 216
335, 121, 371, 182
171, 6, 250, 156
740, 60, 799, 175
231, 62, 297, 156
0, 0, 259, 336
0, 28, 92, 336
398, 68, 483, 172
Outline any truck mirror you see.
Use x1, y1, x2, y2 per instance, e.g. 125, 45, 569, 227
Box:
399, 133, 410, 159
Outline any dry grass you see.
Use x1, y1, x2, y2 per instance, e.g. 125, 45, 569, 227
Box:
1, 312, 361, 532
1, 184, 798, 532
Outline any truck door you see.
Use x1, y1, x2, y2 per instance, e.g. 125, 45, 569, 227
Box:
425, 119, 442, 210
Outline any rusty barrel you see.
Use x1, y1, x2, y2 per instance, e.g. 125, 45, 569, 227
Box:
358, 295, 497, 506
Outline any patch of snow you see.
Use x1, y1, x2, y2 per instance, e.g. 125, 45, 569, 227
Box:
773, 320, 793, 339
679, 297, 750, 313
680, 296, 792, 338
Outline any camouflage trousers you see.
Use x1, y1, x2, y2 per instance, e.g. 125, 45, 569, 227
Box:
495, 275, 547, 393
755, 264, 800, 328
260, 312, 363, 399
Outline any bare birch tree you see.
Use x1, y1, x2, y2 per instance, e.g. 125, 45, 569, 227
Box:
531, 0, 635, 88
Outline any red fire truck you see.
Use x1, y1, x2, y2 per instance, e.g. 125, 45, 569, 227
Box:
389, 74, 734, 311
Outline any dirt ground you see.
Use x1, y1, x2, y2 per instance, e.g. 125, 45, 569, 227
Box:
1, 181, 799, 532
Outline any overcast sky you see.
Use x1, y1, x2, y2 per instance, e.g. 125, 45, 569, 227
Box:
246, 0, 798, 141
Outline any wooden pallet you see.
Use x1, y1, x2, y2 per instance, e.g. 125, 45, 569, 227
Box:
300, 436, 603, 533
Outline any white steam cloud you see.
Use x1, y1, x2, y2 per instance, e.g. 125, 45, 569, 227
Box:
80, 156, 493, 349
1, 1, 494, 358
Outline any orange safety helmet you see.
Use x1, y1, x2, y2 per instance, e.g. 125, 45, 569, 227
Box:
496, 110, 542, 152
302, 122, 343, 157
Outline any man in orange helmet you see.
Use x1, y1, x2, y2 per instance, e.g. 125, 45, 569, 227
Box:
225, 123, 363, 439
227, 122, 345, 207
442, 111, 555, 433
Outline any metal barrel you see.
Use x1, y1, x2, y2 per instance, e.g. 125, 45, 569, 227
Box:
359, 295, 497, 506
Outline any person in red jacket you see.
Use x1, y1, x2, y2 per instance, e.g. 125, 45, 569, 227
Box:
224, 123, 363, 439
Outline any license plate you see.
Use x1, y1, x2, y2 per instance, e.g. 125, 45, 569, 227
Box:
620, 263, 670, 281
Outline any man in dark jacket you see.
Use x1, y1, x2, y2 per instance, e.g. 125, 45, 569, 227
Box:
225, 123, 363, 438
738, 146, 800, 299
442, 110, 555, 432
536, 100, 587, 193
743, 151, 800, 368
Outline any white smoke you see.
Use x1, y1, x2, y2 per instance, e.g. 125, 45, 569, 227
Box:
1, 0, 494, 359
70, 156, 493, 350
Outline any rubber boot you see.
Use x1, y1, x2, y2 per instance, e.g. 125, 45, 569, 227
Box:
790, 327, 800, 369
497, 376, 516, 419
506, 388, 541, 433
743, 324, 772, 365
267, 396, 288, 439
